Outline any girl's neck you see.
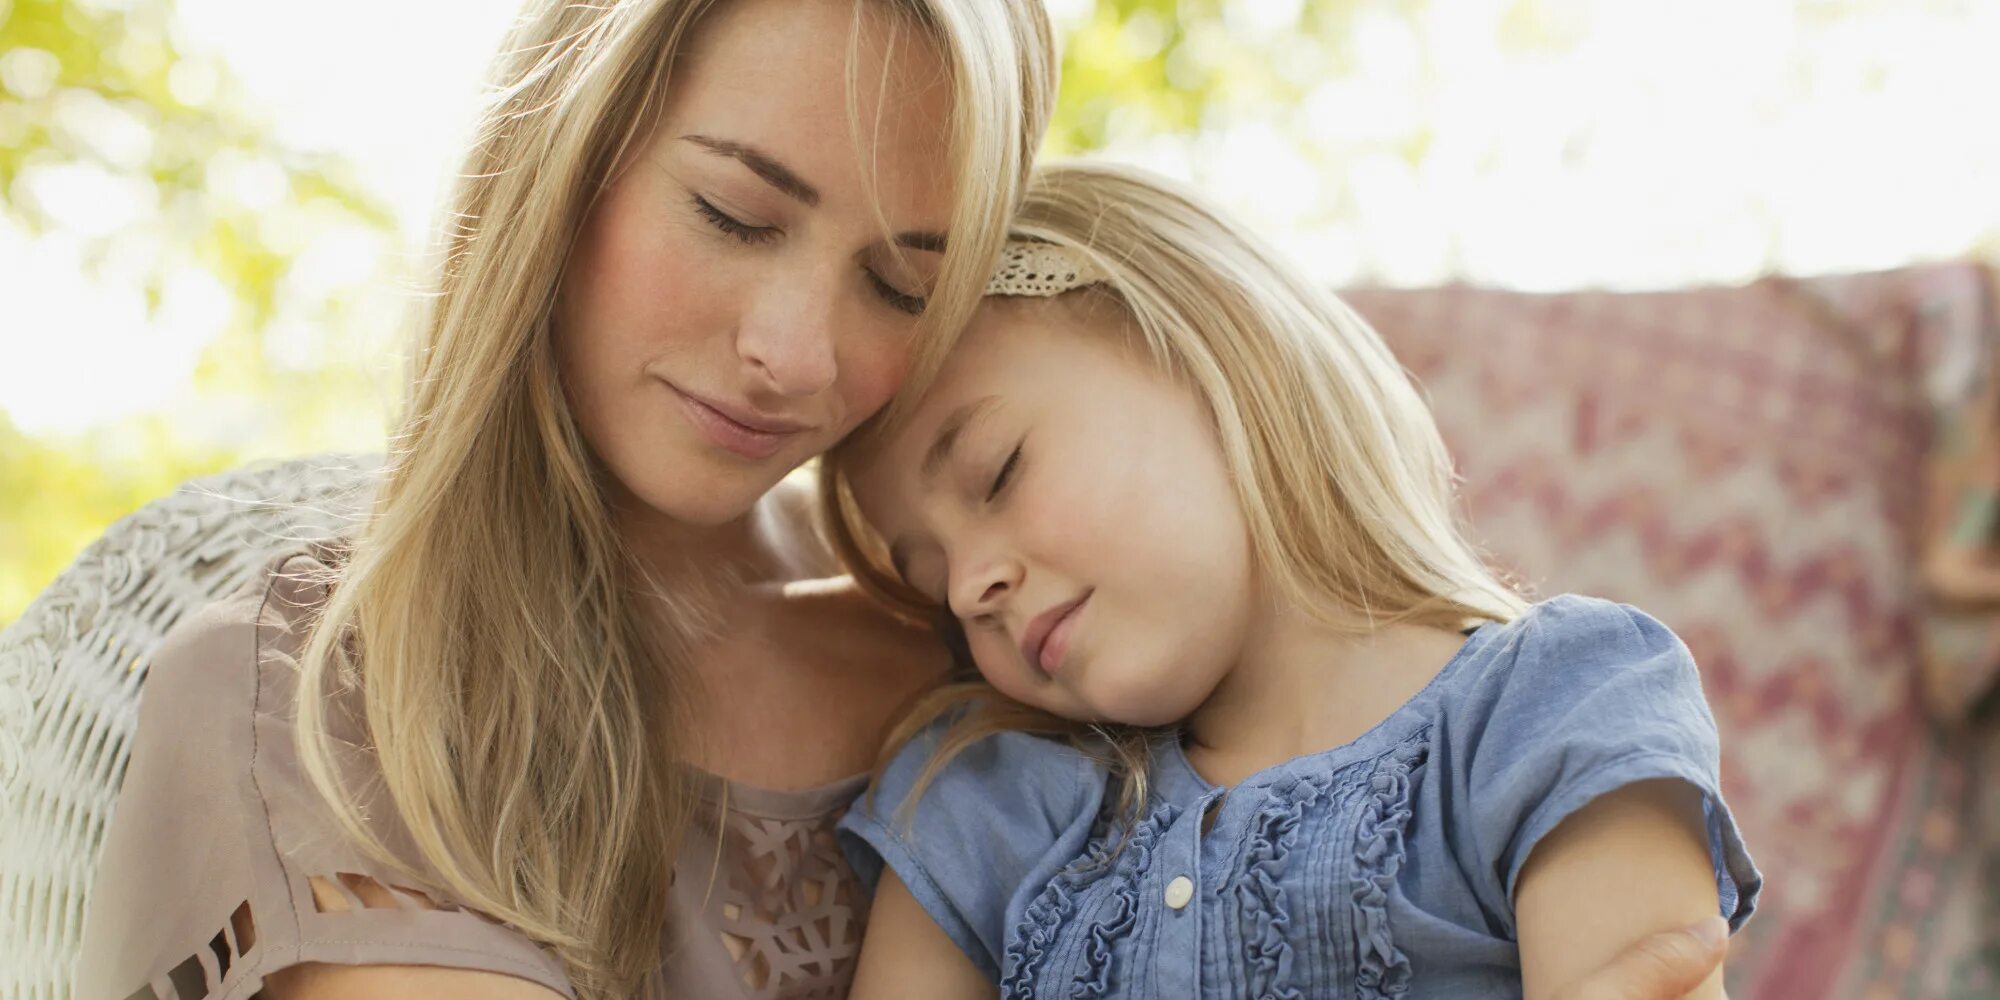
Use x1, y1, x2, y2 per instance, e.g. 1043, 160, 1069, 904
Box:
1181, 599, 1470, 787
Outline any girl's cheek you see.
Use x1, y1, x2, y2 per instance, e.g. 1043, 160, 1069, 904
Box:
968, 631, 1032, 694
1020, 444, 1122, 558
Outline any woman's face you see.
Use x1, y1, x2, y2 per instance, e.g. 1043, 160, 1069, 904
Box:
557, 0, 956, 527
849, 298, 1260, 727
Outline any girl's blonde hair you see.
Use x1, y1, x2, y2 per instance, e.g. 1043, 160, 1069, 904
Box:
821, 161, 1528, 823
292, 1, 1055, 995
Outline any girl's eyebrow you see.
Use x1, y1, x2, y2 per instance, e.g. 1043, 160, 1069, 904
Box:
886, 395, 1001, 585
921, 396, 1000, 483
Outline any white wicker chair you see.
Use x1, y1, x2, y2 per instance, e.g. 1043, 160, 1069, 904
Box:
0, 454, 377, 1000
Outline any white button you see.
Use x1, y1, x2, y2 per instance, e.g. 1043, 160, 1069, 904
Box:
1163, 876, 1194, 910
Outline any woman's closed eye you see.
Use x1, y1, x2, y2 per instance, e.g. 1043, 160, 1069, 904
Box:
690, 194, 779, 245
867, 270, 927, 316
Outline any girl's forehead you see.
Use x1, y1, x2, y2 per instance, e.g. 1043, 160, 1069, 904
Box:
855, 294, 1127, 480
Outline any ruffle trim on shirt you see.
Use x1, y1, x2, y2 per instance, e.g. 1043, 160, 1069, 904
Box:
1351, 735, 1428, 999
1235, 768, 1336, 1000
1232, 731, 1429, 1000
1000, 804, 1180, 999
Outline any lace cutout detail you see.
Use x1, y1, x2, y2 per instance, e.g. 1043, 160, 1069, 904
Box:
306, 872, 517, 931
985, 241, 1107, 298
707, 808, 863, 999
1, 455, 374, 998
120, 900, 256, 999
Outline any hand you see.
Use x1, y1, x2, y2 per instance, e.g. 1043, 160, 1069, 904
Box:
1553, 915, 1730, 1000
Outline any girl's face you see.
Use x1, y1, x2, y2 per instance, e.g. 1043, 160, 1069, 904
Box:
850, 297, 1260, 727
557, 0, 956, 528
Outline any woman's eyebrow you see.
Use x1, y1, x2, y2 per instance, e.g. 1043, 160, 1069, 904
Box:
681, 133, 949, 250
680, 134, 819, 206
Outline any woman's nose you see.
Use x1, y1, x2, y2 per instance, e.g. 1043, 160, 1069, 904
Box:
736, 269, 840, 398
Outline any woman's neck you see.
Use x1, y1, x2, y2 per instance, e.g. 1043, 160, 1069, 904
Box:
615, 474, 835, 592
1181, 599, 1469, 787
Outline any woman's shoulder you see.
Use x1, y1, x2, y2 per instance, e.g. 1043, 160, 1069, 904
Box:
79, 544, 578, 999
138, 545, 339, 708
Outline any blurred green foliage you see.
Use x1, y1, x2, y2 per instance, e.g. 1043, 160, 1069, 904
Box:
6, 0, 1292, 625
8, 0, 1987, 625
1047, 0, 1396, 155
1, 0, 393, 623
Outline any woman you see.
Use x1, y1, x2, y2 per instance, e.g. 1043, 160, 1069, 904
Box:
71, 0, 1733, 996
78, 0, 1055, 997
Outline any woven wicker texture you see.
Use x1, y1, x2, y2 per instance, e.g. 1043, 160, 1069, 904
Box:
0, 455, 375, 1000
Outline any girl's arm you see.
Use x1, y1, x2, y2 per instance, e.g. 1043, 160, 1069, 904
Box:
848, 869, 994, 1000
1515, 779, 1727, 1000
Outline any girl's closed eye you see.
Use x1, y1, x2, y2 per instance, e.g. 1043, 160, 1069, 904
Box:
986, 443, 1023, 500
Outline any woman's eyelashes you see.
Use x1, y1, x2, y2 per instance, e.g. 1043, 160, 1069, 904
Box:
691, 195, 778, 245
693, 193, 925, 316
868, 271, 927, 316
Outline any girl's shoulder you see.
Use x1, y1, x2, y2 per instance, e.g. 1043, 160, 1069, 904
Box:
845, 723, 1113, 856
836, 724, 1115, 981
1418, 593, 1758, 927
1440, 593, 1705, 720
1476, 591, 1689, 664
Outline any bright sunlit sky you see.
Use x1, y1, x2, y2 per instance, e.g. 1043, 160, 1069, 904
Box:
4, 0, 1997, 436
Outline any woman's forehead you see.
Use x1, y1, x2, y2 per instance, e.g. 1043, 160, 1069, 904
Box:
668, 0, 955, 222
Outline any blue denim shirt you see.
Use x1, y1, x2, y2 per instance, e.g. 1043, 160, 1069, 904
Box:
838, 595, 1761, 998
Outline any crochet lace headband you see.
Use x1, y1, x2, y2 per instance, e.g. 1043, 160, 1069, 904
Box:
984, 240, 1108, 298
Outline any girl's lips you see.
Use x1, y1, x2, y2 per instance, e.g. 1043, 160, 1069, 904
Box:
1023, 592, 1091, 675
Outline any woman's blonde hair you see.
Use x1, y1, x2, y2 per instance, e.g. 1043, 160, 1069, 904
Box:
291, 1, 1055, 995
821, 161, 1528, 823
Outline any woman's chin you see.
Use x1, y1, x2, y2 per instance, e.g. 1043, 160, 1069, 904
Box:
616, 464, 792, 529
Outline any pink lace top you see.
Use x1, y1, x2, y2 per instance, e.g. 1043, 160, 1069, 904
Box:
76, 551, 872, 999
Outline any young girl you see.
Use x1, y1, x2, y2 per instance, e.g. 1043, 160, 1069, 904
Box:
818, 163, 1760, 998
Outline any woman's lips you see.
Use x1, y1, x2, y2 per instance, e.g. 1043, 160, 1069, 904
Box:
1022, 592, 1091, 675
665, 382, 807, 461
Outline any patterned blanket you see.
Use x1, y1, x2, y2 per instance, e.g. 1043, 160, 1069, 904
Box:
1348, 262, 1999, 999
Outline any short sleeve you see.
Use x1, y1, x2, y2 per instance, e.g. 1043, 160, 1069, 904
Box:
836, 725, 1107, 982
1450, 595, 1761, 934
76, 554, 576, 1000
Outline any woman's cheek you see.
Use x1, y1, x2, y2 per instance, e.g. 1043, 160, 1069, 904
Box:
836, 329, 918, 433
